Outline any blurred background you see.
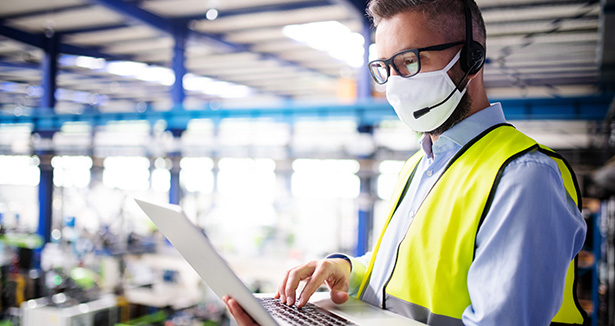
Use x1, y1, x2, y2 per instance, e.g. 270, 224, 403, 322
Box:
0, 0, 614, 325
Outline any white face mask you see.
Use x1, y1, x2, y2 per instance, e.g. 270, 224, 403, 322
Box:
385, 51, 467, 133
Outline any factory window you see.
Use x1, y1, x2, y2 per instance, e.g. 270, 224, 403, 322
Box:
51, 156, 92, 188
151, 157, 171, 193
0, 155, 40, 186
0, 156, 40, 231
291, 159, 360, 199
206, 158, 277, 255
180, 157, 214, 193
102, 156, 150, 190
217, 158, 276, 199
218, 119, 290, 147
0, 124, 31, 154
292, 120, 358, 153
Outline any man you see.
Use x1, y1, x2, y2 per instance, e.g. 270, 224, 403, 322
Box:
225, 0, 588, 325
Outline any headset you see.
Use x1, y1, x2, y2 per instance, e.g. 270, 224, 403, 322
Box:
413, 0, 486, 119
460, 0, 485, 75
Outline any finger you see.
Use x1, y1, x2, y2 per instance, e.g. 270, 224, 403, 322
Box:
285, 262, 316, 306
276, 270, 291, 303
330, 290, 349, 304
227, 298, 258, 326
296, 261, 334, 307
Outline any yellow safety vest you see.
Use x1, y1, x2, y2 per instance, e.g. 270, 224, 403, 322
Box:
357, 124, 586, 325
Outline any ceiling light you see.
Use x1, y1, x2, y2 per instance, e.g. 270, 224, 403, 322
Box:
282, 21, 365, 68
206, 8, 219, 20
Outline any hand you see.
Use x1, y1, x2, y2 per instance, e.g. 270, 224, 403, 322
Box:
223, 295, 260, 326
275, 258, 351, 308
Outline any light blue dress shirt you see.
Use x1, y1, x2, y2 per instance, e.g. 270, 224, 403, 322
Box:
346, 103, 587, 325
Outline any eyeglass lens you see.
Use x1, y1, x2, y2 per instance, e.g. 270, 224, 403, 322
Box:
369, 50, 420, 84
393, 51, 419, 77
369, 62, 389, 84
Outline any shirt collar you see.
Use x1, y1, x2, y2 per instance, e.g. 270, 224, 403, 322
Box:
419, 102, 507, 158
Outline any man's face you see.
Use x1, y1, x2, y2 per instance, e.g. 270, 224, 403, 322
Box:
374, 10, 462, 77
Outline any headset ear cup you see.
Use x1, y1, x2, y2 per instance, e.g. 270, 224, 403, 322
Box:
469, 41, 485, 74
460, 41, 485, 75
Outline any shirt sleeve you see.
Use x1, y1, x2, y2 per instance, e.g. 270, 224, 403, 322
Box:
461, 151, 587, 326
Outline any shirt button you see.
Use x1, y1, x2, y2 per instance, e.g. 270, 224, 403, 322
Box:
410, 211, 415, 217
426, 170, 433, 177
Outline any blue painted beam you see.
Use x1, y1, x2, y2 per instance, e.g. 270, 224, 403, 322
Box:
37, 155, 54, 248
0, 24, 43, 48
1, 95, 612, 131
58, 23, 131, 35
172, 25, 187, 109
0, 24, 131, 61
356, 208, 370, 256
169, 169, 180, 204
88, 0, 244, 53
41, 34, 59, 110
88, 0, 173, 33
169, 155, 181, 205
89, 0, 337, 77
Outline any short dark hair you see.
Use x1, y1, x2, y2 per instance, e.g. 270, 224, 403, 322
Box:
366, 0, 486, 48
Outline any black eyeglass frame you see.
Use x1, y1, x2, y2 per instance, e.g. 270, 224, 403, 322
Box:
368, 41, 465, 85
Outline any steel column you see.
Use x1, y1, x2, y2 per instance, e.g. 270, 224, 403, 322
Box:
36, 31, 59, 255
356, 160, 375, 256
41, 33, 59, 110
169, 155, 181, 205
358, 22, 372, 100
37, 155, 54, 246
172, 25, 187, 110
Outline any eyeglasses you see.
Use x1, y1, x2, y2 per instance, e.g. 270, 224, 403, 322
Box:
368, 41, 464, 85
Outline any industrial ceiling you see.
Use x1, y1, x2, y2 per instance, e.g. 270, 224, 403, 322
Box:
0, 0, 613, 116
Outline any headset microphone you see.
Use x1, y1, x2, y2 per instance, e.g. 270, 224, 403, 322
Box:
413, 59, 476, 119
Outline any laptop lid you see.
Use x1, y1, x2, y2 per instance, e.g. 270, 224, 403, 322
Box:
135, 199, 278, 326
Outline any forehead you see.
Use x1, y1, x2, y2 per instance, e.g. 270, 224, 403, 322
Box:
374, 10, 449, 58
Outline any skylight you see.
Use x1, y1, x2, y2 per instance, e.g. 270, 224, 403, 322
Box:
282, 21, 365, 68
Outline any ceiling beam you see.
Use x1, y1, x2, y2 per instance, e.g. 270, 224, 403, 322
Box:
0, 24, 132, 61
90, 0, 338, 78
58, 23, 132, 35
0, 96, 611, 133
88, 0, 173, 33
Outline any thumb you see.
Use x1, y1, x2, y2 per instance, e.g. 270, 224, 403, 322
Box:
330, 290, 349, 304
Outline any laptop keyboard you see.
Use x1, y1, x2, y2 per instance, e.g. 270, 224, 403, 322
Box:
260, 297, 357, 326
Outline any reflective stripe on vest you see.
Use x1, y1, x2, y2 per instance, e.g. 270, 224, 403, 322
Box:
358, 124, 586, 325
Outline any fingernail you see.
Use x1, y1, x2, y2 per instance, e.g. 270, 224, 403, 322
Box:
288, 296, 295, 306
280, 295, 285, 303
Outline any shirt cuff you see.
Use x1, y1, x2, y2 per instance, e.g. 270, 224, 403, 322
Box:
326, 253, 367, 297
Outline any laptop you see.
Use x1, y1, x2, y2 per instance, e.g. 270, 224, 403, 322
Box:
135, 199, 425, 326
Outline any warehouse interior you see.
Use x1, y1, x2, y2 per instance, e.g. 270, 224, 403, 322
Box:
0, 0, 615, 325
